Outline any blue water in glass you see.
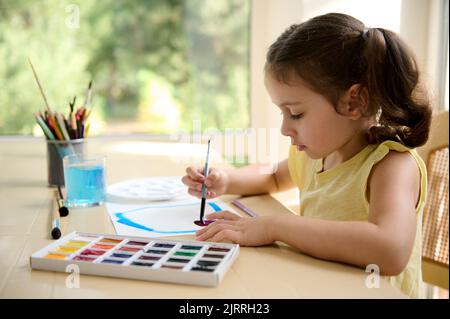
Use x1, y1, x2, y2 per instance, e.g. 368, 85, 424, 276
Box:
65, 164, 106, 207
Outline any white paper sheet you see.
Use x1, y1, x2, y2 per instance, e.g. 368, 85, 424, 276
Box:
105, 178, 237, 238
107, 176, 188, 201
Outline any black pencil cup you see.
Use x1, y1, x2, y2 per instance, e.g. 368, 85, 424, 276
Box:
46, 138, 86, 187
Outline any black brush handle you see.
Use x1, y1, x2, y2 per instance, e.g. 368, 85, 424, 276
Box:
199, 198, 206, 224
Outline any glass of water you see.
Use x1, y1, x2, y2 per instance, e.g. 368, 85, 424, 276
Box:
63, 154, 106, 207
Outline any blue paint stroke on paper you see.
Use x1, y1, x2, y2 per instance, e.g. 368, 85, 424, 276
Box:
114, 202, 223, 234
207, 202, 221, 212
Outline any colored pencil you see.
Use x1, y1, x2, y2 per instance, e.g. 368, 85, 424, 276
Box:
231, 199, 258, 217
85, 123, 91, 138
56, 113, 71, 141
34, 113, 55, 140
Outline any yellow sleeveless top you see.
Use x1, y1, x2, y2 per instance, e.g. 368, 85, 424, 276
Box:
287, 140, 427, 298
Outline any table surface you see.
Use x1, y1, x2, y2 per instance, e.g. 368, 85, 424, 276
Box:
0, 137, 406, 298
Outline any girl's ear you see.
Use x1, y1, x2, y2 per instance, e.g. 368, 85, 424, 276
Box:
338, 84, 369, 119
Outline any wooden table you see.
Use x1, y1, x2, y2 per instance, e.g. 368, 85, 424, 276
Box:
0, 137, 406, 298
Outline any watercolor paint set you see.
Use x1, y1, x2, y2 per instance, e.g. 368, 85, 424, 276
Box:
30, 231, 239, 287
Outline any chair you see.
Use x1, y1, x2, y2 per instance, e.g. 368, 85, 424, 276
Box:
417, 110, 449, 291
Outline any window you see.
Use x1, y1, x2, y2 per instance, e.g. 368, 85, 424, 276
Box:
0, 0, 250, 136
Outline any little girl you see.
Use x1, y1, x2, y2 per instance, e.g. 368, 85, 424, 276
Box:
182, 13, 431, 298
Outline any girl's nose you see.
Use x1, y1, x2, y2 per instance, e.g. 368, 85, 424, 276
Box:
281, 121, 296, 138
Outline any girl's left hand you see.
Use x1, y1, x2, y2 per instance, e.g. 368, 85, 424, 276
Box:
195, 211, 275, 246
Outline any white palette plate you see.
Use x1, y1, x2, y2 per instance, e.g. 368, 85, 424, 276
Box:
107, 177, 188, 201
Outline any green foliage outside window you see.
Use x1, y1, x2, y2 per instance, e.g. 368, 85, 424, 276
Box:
0, 0, 250, 135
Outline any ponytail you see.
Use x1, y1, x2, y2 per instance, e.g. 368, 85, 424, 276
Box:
364, 28, 432, 148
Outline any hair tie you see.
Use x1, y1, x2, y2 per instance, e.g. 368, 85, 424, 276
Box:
362, 28, 369, 39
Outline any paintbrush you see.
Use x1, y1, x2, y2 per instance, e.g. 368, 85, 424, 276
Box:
82, 81, 94, 124
83, 80, 92, 108
69, 96, 77, 139
194, 139, 214, 227
27, 57, 51, 112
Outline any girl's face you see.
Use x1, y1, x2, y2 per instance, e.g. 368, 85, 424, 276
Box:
264, 73, 363, 160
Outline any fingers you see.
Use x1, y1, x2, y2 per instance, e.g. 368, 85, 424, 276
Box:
196, 219, 236, 236
196, 221, 240, 242
187, 188, 202, 198
183, 167, 224, 198
209, 229, 241, 244
206, 211, 241, 221
181, 175, 201, 189
187, 188, 216, 199
182, 175, 215, 195
185, 166, 205, 182
183, 166, 217, 198
204, 168, 219, 187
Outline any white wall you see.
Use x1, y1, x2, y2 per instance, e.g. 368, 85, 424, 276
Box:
251, 0, 304, 164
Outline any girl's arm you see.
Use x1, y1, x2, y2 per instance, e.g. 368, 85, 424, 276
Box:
183, 159, 295, 198
271, 151, 420, 275
197, 151, 420, 276
224, 159, 295, 195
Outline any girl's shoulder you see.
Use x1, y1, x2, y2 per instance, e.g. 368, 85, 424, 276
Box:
371, 148, 420, 182
367, 141, 425, 211
368, 140, 426, 178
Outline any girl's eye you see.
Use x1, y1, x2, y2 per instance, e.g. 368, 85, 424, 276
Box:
290, 113, 303, 120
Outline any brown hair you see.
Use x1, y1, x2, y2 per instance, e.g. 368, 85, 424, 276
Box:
265, 13, 432, 148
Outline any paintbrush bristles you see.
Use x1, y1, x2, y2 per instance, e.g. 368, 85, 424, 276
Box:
27, 57, 51, 112
83, 80, 93, 108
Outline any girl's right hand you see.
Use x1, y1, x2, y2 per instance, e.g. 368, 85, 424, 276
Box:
181, 166, 229, 199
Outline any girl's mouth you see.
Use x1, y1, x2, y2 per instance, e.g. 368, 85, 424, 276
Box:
296, 145, 306, 151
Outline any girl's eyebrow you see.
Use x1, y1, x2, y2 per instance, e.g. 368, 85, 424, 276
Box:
278, 101, 302, 107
